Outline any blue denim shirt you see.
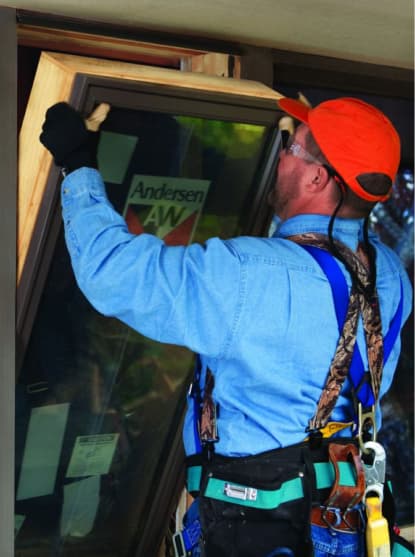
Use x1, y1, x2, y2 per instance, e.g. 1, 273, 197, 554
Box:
62, 168, 412, 457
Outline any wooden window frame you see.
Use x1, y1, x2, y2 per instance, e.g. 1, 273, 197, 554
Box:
17, 51, 282, 348
17, 50, 282, 283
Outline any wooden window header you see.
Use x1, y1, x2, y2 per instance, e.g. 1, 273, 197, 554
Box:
18, 24, 206, 67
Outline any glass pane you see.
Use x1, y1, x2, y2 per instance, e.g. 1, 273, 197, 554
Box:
98, 108, 269, 242
15, 106, 272, 555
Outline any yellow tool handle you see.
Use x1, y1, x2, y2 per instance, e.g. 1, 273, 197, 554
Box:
365, 496, 391, 557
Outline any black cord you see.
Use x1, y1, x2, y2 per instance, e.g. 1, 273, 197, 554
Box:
327, 187, 374, 299
327, 187, 358, 285
327, 187, 345, 252
363, 216, 377, 296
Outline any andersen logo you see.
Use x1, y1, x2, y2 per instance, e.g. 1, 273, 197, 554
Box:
123, 174, 210, 244
126, 175, 209, 209
130, 180, 206, 205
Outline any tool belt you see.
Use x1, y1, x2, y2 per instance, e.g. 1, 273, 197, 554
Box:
180, 440, 411, 557
194, 438, 368, 557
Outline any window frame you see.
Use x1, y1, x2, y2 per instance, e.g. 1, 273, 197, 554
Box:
17, 59, 283, 555
17, 51, 283, 368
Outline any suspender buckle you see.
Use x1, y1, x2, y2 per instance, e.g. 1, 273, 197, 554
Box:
172, 518, 201, 557
172, 531, 188, 557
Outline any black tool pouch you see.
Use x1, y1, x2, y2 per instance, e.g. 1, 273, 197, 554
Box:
198, 444, 316, 557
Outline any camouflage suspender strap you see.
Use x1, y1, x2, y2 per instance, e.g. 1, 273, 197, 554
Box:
288, 233, 384, 433
199, 368, 219, 445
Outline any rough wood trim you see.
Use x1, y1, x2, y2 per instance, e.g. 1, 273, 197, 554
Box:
182, 52, 240, 78
18, 24, 206, 67
18, 51, 283, 281
16, 9, 243, 57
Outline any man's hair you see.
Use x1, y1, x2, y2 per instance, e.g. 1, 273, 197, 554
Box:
303, 129, 390, 218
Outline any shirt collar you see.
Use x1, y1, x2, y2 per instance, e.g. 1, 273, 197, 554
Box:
271, 214, 370, 251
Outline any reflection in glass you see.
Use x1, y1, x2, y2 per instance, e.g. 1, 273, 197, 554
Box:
372, 168, 414, 525
15, 107, 271, 556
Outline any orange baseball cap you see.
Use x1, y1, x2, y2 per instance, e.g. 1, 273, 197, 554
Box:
278, 97, 401, 202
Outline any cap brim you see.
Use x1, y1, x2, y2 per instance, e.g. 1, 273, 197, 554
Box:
278, 98, 311, 124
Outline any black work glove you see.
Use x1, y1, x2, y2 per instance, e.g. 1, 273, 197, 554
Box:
39, 102, 99, 174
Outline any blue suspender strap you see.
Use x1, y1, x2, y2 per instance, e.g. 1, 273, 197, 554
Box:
189, 354, 202, 454
383, 279, 404, 361
301, 245, 403, 407
301, 245, 349, 326
300, 245, 373, 403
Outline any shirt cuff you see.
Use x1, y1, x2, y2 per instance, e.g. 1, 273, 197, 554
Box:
62, 167, 106, 200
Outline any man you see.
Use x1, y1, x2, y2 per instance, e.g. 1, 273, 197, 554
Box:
40, 97, 412, 556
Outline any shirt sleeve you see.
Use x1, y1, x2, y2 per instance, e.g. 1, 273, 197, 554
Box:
61, 167, 243, 357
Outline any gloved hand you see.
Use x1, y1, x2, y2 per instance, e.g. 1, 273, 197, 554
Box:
39, 102, 103, 174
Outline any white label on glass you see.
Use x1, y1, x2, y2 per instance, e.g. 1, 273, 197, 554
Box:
66, 434, 119, 478
60, 476, 100, 537
16, 403, 70, 500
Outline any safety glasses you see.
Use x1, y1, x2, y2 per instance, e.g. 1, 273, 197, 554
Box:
281, 132, 344, 187
283, 134, 322, 165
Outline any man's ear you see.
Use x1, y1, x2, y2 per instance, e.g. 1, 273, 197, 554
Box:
308, 164, 332, 191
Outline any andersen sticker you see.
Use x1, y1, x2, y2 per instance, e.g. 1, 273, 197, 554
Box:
123, 175, 210, 245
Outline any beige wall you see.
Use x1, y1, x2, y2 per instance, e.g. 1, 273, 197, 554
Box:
6, 0, 414, 68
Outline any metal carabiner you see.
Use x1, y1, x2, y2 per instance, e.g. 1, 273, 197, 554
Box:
357, 404, 377, 452
322, 506, 343, 530
362, 441, 386, 502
